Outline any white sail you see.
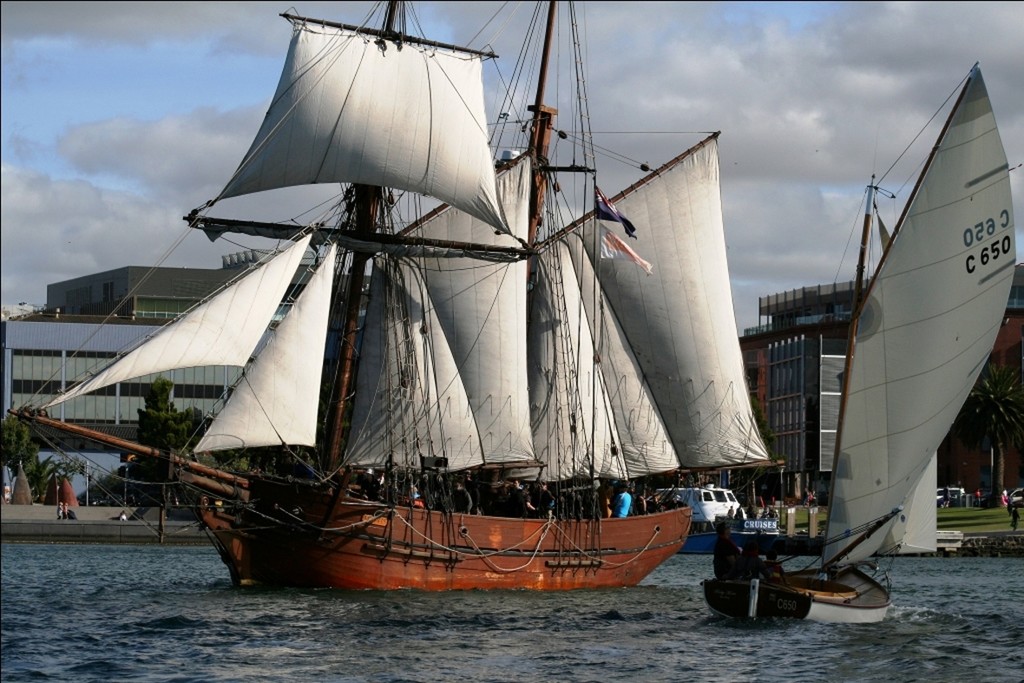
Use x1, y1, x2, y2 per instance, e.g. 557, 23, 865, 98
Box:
195, 245, 337, 452
218, 20, 508, 235
885, 453, 938, 555
559, 235, 682, 477
417, 160, 534, 465
529, 241, 629, 479
43, 236, 312, 408
577, 137, 770, 468
825, 67, 1015, 565
343, 259, 483, 470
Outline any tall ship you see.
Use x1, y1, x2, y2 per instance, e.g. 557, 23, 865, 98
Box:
14, 1, 769, 590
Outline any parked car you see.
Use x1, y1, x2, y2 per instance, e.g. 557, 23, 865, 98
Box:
1009, 488, 1023, 508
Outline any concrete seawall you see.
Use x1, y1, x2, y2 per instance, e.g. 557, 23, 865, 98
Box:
1, 504, 208, 545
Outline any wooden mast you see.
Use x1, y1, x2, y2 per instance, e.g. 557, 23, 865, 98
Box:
323, 2, 401, 473
526, 1, 558, 247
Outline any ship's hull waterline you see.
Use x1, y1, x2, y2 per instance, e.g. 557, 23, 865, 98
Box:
198, 479, 692, 590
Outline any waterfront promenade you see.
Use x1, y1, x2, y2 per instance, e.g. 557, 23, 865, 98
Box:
0, 503, 208, 545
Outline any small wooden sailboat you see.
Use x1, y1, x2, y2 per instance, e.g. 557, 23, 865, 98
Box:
13, 1, 771, 590
702, 64, 1016, 622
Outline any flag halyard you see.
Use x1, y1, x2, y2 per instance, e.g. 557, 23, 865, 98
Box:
595, 187, 638, 238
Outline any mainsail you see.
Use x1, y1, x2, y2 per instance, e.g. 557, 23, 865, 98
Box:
573, 137, 770, 470
43, 235, 312, 409
824, 66, 1015, 565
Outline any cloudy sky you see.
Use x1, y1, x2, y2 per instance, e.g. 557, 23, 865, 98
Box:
2, 1, 1021, 331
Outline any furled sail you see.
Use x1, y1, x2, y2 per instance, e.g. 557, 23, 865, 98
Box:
824, 67, 1015, 565
195, 245, 337, 451
42, 236, 312, 409
574, 136, 770, 468
217, 18, 509, 235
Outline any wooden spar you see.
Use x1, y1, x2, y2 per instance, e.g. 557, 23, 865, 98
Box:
325, 185, 380, 473
852, 181, 875, 311
535, 132, 721, 251
279, 13, 498, 59
324, 2, 400, 474
822, 181, 873, 569
526, 1, 558, 248
822, 507, 900, 570
8, 408, 249, 490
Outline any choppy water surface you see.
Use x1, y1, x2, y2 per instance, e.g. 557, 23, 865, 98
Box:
2, 544, 1021, 682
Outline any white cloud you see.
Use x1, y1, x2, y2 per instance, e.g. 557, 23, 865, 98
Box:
1, 1, 1022, 329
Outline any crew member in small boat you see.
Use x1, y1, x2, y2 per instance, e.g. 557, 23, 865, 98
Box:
726, 540, 772, 581
764, 548, 785, 583
712, 522, 741, 578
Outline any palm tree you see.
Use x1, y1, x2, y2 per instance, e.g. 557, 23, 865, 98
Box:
953, 365, 1024, 506
25, 456, 59, 503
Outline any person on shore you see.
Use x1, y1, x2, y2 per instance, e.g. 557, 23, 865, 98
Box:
1012, 505, 1020, 531
713, 522, 741, 579
65, 505, 77, 520
118, 510, 128, 521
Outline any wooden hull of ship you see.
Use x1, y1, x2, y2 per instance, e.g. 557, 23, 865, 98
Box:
196, 478, 691, 590
702, 566, 890, 623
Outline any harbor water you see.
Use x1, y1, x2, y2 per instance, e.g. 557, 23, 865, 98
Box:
2, 543, 1021, 682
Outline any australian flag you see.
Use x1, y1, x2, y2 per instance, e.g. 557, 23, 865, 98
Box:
595, 187, 637, 239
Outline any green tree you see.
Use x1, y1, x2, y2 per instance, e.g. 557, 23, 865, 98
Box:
135, 377, 194, 481
2, 414, 41, 500
954, 365, 1024, 506
24, 456, 58, 503
2, 414, 40, 474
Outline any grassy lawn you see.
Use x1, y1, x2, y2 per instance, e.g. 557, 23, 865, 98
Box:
937, 506, 1017, 532
779, 505, 1016, 533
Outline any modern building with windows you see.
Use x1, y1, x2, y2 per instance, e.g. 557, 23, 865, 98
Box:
2, 248, 322, 432
0, 249, 322, 494
740, 264, 1024, 503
